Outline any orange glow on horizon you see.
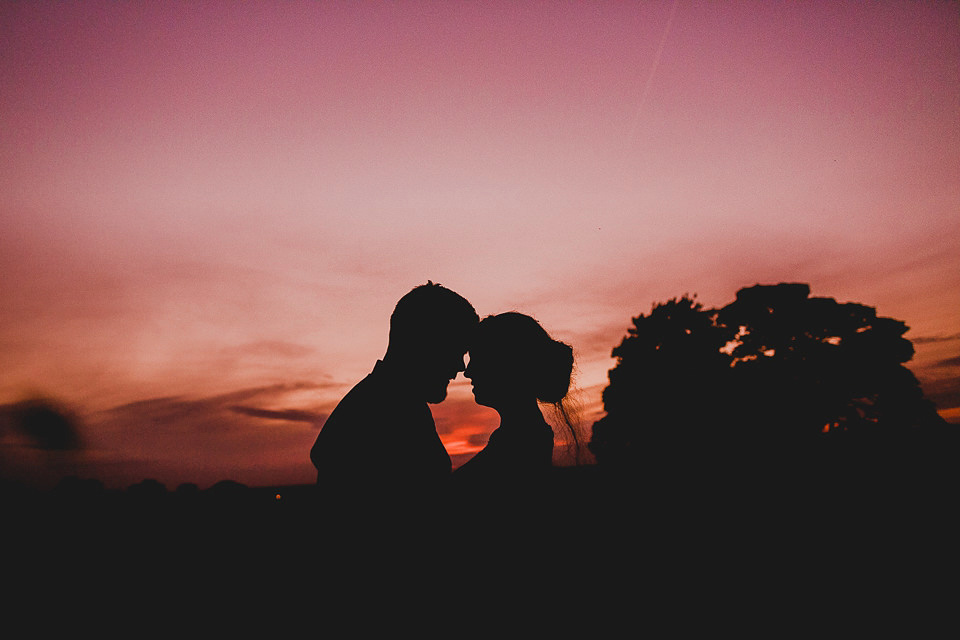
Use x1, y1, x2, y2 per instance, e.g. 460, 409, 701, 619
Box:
1, 2, 957, 488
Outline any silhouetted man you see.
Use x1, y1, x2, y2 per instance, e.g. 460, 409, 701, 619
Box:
310, 282, 478, 507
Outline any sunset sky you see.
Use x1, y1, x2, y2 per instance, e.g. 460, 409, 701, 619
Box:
2, 1, 958, 489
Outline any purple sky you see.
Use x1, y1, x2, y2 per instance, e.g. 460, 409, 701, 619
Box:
2, 2, 958, 488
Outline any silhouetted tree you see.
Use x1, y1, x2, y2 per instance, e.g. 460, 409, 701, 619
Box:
1, 398, 83, 491
590, 295, 736, 468
2, 398, 81, 450
126, 478, 169, 507
590, 283, 949, 473
720, 283, 945, 439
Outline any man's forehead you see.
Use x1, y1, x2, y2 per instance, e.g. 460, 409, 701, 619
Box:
429, 319, 476, 338
423, 329, 470, 349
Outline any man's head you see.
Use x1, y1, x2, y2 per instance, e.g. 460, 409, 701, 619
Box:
385, 282, 479, 403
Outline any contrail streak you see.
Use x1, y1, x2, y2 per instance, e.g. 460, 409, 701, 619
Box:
626, 0, 680, 145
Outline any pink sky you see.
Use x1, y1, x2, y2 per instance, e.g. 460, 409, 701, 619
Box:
2, 2, 958, 488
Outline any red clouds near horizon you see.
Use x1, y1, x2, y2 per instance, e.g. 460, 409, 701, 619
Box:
2, 2, 957, 488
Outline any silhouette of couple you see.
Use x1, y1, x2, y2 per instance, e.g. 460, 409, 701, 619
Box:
310, 282, 574, 507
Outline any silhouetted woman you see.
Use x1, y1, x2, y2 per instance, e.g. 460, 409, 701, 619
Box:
453, 312, 579, 495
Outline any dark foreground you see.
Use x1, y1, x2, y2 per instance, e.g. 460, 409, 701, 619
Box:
4, 454, 957, 632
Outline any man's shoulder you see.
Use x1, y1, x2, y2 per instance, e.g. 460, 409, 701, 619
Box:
320, 363, 428, 433
335, 370, 382, 406
321, 371, 387, 430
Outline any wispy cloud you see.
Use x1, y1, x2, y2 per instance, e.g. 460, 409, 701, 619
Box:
932, 356, 960, 368
922, 376, 960, 417
913, 333, 960, 345
230, 405, 327, 424
223, 340, 317, 359
81, 382, 336, 488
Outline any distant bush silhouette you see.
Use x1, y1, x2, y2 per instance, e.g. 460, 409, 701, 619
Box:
2, 398, 81, 450
589, 283, 949, 472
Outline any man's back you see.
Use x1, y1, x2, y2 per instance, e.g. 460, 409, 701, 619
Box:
311, 360, 452, 503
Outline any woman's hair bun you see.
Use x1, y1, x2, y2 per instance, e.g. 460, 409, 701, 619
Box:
535, 338, 574, 404
476, 311, 575, 404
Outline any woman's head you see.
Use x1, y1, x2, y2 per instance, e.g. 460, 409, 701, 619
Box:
465, 312, 573, 409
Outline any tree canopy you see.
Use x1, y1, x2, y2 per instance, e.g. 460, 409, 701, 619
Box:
589, 283, 949, 471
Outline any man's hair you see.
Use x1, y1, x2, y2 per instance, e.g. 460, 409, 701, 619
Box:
389, 281, 478, 349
